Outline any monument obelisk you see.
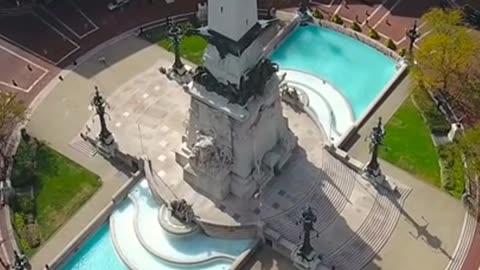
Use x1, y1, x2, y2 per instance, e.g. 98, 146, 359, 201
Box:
175, 0, 296, 201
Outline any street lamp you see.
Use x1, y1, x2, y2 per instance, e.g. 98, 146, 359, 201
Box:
406, 20, 421, 53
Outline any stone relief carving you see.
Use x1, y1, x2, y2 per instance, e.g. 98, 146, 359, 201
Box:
189, 130, 233, 174
281, 84, 303, 112
192, 58, 279, 106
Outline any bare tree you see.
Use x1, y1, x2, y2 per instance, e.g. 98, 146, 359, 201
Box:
0, 90, 26, 181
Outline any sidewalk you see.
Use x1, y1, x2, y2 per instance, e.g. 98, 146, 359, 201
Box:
23, 36, 168, 269
344, 74, 467, 270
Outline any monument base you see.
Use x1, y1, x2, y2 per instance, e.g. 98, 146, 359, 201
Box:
290, 247, 322, 270
162, 65, 192, 86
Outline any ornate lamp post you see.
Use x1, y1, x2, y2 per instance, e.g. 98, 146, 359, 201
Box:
12, 250, 29, 270
167, 18, 186, 74
406, 20, 421, 53
90, 88, 114, 146
298, 0, 312, 24
365, 117, 386, 181
296, 205, 320, 262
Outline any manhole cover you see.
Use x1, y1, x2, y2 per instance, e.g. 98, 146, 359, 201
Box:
253, 208, 261, 215
272, 202, 280, 209
278, 190, 286, 196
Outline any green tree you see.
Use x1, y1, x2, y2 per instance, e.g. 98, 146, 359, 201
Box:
0, 91, 26, 180
462, 125, 480, 175
422, 8, 464, 35
414, 30, 478, 93
413, 9, 478, 95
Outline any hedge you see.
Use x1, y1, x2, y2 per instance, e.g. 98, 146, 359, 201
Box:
412, 88, 451, 135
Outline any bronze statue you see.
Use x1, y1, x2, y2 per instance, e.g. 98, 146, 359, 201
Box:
296, 205, 319, 262
366, 117, 386, 178
90, 88, 113, 145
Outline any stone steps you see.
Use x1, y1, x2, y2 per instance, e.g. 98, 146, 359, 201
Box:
445, 210, 478, 270
323, 188, 411, 270
314, 154, 356, 233
265, 152, 357, 244
69, 136, 97, 157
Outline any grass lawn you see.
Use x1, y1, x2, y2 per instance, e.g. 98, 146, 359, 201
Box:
34, 144, 101, 238
143, 26, 207, 65
11, 140, 101, 255
379, 97, 442, 186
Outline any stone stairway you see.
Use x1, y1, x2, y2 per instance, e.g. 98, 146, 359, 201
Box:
263, 156, 412, 270
322, 187, 411, 270
265, 153, 356, 244
69, 136, 97, 157
445, 210, 478, 270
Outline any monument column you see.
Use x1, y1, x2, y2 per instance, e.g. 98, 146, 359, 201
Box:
175, 0, 296, 201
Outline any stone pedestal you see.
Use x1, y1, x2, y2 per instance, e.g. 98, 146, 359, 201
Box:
175, 74, 297, 201
81, 126, 118, 159
448, 123, 463, 142
290, 247, 322, 270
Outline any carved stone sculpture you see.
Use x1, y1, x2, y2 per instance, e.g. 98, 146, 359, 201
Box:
281, 85, 303, 112
169, 199, 195, 224
192, 58, 279, 105
189, 131, 232, 174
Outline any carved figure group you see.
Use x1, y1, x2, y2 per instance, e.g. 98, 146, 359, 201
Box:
189, 131, 232, 174
169, 199, 194, 224
192, 58, 279, 105
281, 85, 303, 112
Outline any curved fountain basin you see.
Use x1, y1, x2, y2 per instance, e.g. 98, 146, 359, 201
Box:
129, 180, 252, 264
281, 69, 355, 143
271, 24, 398, 120
111, 196, 233, 270
63, 179, 253, 270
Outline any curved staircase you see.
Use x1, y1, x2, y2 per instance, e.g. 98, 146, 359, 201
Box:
263, 149, 412, 270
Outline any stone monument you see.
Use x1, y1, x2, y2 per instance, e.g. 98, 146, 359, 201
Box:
291, 206, 322, 270
175, 0, 296, 201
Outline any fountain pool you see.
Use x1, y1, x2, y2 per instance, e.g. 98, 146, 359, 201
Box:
62, 180, 253, 270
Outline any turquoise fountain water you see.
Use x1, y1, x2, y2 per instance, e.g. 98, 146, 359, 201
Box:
270, 24, 398, 119
62, 180, 252, 270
